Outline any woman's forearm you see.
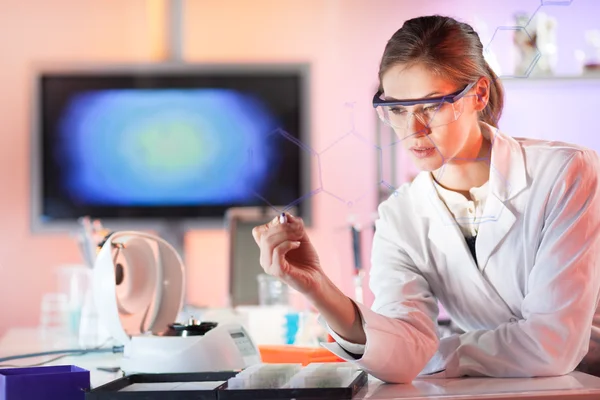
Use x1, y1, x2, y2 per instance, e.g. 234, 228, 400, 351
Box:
307, 275, 367, 345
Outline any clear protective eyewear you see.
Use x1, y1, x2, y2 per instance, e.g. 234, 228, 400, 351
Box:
372, 81, 477, 138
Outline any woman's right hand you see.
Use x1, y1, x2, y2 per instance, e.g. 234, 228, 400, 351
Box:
252, 212, 325, 298
253, 212, 366, 346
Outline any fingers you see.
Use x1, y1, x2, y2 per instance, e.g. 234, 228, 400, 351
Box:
251, 223, 268, 245
253, 212, 304, 269
251, 212, 302, 245
259, 228, 300, 269
268, 240, 301, 276
251, 213, 283, 244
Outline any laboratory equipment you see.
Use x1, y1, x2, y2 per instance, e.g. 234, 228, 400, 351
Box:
513, 12, 558, 77
257, 274, 289, 306
0, 365, 90, 400
285, 362, 361, 388
86, 371, 234, 400
583, 30, 600, 74
221, 363, 367, 399
39, 292, 69, 337
56, 265, 92, 335
93, 231, 262, 375
348, 215, 364, 303
227, 363, 302, 389
87, 365, 368, 399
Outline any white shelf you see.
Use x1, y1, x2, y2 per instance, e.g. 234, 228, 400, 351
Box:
499, 73, 600, 81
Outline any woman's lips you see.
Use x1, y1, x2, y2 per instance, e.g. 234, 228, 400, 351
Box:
410, 146, 436, 159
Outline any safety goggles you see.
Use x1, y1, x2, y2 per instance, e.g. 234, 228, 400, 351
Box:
372, 81, 477, 138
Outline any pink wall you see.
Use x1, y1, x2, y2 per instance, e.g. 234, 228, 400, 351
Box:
0, 0, 154, 336
0, 0, 598, 337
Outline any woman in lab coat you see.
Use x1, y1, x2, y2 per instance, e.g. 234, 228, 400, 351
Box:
252, 15, 600, 383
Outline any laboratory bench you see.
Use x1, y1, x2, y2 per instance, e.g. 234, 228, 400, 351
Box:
2, 327, 600, 399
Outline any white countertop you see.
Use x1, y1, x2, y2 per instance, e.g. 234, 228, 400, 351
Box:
356, 372, 600, 399
0, 327, 122, 388
2, 327, 600, 399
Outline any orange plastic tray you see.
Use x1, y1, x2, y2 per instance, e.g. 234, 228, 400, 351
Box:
258, 345, 344, 365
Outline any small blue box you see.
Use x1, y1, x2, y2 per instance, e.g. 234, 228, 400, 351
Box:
0, 365, 90, 400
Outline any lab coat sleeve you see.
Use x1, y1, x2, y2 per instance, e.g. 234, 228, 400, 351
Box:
422, 149, 600, 378
322, 319, 365, 355
320, 199, 440, 383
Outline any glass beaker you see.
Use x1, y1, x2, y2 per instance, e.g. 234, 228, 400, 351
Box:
56, 265, 92, 336
257, 274, 289, 306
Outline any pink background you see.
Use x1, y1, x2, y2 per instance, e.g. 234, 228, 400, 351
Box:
0, 0, 599, 336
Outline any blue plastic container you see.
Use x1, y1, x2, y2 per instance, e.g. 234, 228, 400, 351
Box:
0, 365, 90, 400
285, 312, 300, 344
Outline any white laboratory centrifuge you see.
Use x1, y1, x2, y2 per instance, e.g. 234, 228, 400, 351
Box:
93, 231, 262, 375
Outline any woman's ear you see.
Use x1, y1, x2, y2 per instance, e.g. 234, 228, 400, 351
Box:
474, 78, 490, 112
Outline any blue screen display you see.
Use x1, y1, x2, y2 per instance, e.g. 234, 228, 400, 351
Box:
38, 70, 304, 220
56, 89, 279, 206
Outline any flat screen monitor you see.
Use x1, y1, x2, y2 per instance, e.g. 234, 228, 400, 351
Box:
31, 63, 311, 235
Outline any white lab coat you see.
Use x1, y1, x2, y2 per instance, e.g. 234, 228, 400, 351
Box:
321, 122, 600, 383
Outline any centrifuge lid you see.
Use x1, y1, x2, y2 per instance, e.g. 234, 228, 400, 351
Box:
93, 231, 185, 345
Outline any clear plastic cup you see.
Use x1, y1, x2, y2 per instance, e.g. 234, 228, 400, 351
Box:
56, 265, 92, 335
257, 274, 289, 306
39, 292, 69, 336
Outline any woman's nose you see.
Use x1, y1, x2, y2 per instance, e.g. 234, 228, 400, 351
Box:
407, 113, 429, 137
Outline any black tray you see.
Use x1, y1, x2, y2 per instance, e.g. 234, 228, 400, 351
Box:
218, 370, 368, 400
85, 371, 237, 400
85, 370, 368, 400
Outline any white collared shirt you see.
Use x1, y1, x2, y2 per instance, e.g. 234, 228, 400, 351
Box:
431, 176, 490, 238
328, 177, 490, 356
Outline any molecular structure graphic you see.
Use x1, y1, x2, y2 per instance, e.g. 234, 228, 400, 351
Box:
248, 0, 574, 230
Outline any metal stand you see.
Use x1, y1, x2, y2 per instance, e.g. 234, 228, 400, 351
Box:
167, 0, 184, 62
